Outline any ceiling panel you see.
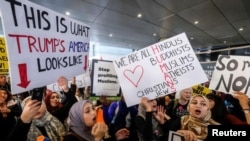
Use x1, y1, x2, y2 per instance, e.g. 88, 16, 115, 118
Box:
0, 0, 250, 51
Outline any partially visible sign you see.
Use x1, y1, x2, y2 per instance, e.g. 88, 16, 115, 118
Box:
209, 55, 250, 97
192, 84, 212, 95
200, 62, 216, 80
0, 37, 9, 75
168, 131, 184, 141
46, 73, 91, 92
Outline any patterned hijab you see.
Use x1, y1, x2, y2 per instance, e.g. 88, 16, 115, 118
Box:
180, 94, 220, 140
68, 100, 94, 141
22, 97, 67, 141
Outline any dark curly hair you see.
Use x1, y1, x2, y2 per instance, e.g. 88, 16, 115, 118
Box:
0, 87, 12, 102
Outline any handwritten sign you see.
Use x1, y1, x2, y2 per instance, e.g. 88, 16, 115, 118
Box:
113, 33, 208, 107
0, 37, 9, 75
0, 0, 89, 94
91, 59, 120, 96
209, 55, 250, 97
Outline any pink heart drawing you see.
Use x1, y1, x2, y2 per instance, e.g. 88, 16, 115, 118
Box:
123, 65, 144, 87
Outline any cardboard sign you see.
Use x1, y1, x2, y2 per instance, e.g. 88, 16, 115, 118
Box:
91, 59, 120, 96
113, 33, 208, 107
209, 55, 250, 97
0, 0, 89, 94
0, 37, 9, 75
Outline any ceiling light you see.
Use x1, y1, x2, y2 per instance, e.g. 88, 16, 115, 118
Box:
65, 11, 70, 16
223, 41, 227, 44
239, 27, 244, 31
137, 13, 142, 18
153, 33, 156, 36
194, 21, 199, 24
190, 37, 194, 40
109, 34, 113, 37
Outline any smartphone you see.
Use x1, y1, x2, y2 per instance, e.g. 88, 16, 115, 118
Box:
31, 86, 45, 102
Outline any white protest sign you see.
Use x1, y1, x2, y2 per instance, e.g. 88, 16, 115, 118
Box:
0, 0, 89, 94
46, 73, 91, 92
92, 59, 120, 96
209, 55, 250, 97
113, 33, 208, 107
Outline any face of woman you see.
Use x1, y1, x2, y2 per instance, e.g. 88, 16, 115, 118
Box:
181, 88, 192, 101
149, 99, 157, 112
208, 99, 215, 110
50, 93, 60, 107
189, 96, 209, 119
0, 90, 8, 103
83, 102, 96, 127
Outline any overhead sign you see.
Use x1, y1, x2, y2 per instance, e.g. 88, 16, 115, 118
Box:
0, 37, 9, 75
113, 33, 208, 107
209, 55, 250, 97
0, 0, 90, 94
91, 59, 120, 96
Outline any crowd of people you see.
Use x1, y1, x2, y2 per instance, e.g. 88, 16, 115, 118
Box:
0, 74, 250, 141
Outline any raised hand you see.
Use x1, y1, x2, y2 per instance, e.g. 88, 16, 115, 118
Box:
57, 76, 69, 92
153, 105, 166, 124
91, 122, 108, 141
20, 100, 41, 123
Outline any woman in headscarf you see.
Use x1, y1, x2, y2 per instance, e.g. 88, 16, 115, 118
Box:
62, 100, 108, 141
168, 94, 220, 141
136, 97, 171, 141
6, 95, 67, 141
44, 76, 78, 124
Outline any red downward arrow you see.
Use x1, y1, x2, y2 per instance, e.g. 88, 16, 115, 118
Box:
17, 63, 31, 88
83, 55, 88, 71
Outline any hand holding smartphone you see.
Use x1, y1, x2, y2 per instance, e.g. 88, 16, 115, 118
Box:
31, 86, 45, 102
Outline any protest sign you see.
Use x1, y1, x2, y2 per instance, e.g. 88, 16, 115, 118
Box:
192, 84, 212, 95
46, 73, 91, 92
0, 37, 9, 75
209, 55, 250, 97
200, 62, 216, 80
91, 59, 120, 96
168, 131, 184, 141
113, 33, 208, 107
0, 0, 89, 94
